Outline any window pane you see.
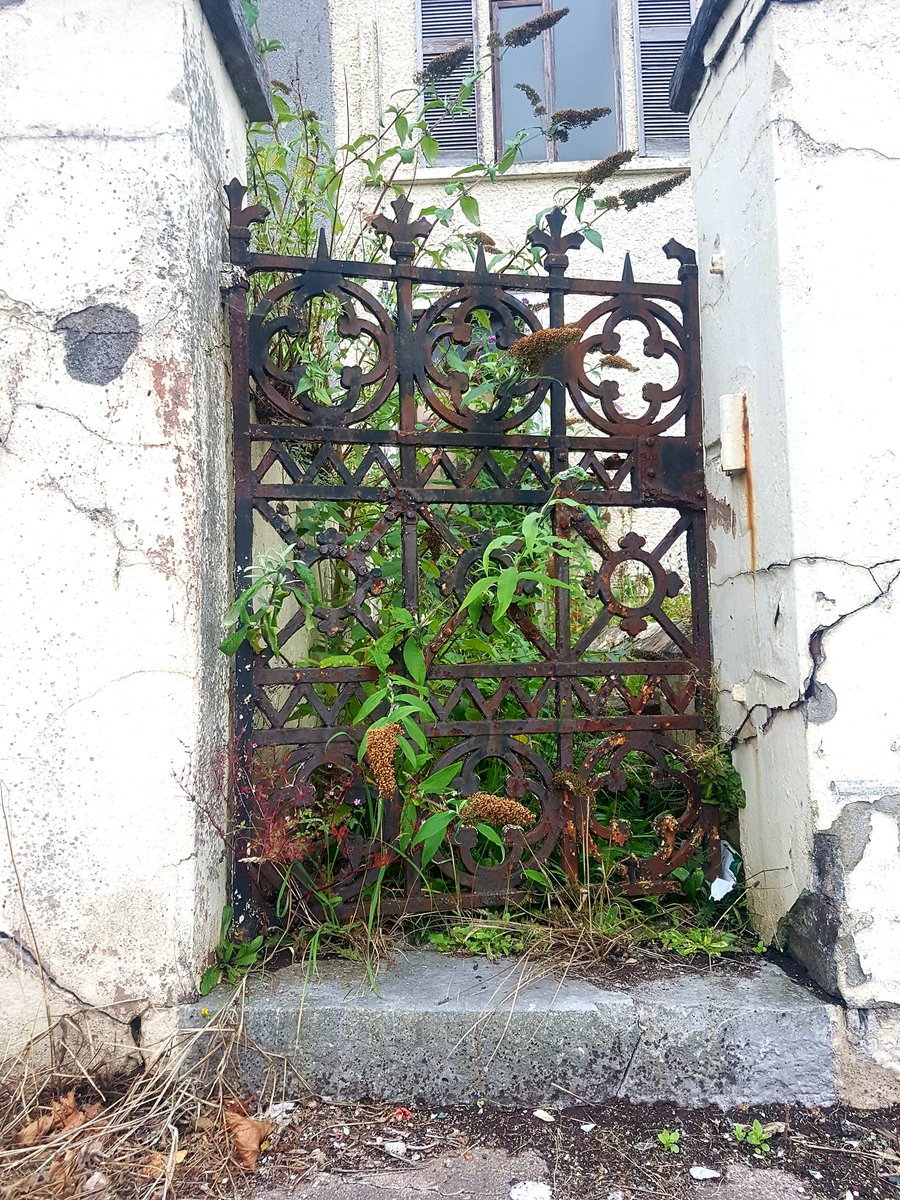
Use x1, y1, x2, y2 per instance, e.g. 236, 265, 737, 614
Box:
496, 4, 547, 163
552, 0, 617, 162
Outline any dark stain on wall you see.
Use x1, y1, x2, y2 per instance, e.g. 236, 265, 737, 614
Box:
55, 305, 140, 386
783, 793, 900, 997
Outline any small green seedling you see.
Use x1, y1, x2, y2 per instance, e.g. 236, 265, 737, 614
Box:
733, 1119, 771, 1153
200, 906, 265, 996
657, 1128, 681, 1154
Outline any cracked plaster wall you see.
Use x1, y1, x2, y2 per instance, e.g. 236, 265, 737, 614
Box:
0, 0, 246, 1058
686, 0, 900, 1022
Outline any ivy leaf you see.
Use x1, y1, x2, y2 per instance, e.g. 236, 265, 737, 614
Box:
476, 823, 505, 852
522, 511, 542, 556
460, 576, 493, 610
494, 566, 519, 620
353, 688, 389, 724
200, 966, 222, 996
403, 638, 427, 685
219, 628, 247, 656
418, 762, 462, 795
414, 810, 456, 866
459, 194, 480, 225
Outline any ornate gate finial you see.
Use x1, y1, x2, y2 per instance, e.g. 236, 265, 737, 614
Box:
527, 207, 584, 273
372, 196, 433, 262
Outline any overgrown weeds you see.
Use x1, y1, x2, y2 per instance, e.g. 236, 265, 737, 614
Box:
0, 987, 302, 1199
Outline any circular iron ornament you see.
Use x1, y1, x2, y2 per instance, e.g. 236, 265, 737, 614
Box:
248, 275, 396, 425
274, 745, 391, 906
567, 297, 689, 434
425, 737, 561, 892
577, 734, 708, 882
260, 527, 389, 663
414, 286, 549, 431
582, 529, 683, 637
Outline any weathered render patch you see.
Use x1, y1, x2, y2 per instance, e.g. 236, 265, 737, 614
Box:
54, 305, 140, 386
782, 794, 900, 996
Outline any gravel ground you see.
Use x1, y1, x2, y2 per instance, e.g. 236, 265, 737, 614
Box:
243, 1096, 900, 1200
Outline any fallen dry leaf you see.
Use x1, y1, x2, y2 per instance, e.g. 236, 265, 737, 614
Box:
50, 1091, 78, 1126
82, 1169, 109, 1197
17, 1115, 55, 1146
225, 1109, 275, 1171
139, 1152, 168, 1180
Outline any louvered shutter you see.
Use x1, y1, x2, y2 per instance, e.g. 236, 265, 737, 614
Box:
418, 0, 479, 164
634, 0, 692, 156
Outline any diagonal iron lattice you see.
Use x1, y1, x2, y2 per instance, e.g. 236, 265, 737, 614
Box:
224, 178, 718, 917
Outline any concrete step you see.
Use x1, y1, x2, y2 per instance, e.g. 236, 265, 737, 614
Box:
186, 952, 840, 1108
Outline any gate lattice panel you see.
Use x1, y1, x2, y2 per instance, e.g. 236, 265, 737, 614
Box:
225, 180, 718, 916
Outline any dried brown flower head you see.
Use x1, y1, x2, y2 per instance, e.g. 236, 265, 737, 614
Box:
466, 230, 498, 249
600, 353, 639, 372
618, 171, 690, 211
575, 150, 635, 190
553, 770, 594, 802
365, 722, 400, 798
515, 82, 546, 115
459, 792, 536, 829
415, 45, 471, 84
550, 106, 611, 142
422, 525, 443, 559
503, 7, 569, 47
509, 324, 582, 375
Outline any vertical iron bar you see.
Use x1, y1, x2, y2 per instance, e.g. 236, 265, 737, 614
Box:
227, 275, 256, 923
396, 269, 419, 615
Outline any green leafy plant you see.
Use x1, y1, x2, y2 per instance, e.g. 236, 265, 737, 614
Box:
686, 741, 747, 819
733, 1119, 771, 1154
428, 922, 525, 960
657, 1128, 681, 1154
199, 906, 265, 996
658, 927, 740, 958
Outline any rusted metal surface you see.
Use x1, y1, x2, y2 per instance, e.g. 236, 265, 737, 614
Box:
225, 179, 718, 916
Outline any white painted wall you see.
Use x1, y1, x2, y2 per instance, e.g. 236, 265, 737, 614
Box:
685, 0, 900, 1024
0, 0, 247, 1060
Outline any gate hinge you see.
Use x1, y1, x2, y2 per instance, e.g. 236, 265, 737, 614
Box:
638, 438, 704, 507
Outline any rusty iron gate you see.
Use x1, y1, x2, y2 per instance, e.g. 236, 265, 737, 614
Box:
225, 179, 718, 918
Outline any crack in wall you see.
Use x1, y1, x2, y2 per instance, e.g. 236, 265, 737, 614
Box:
0, 927, 136, 1027
726, 559, 900, 742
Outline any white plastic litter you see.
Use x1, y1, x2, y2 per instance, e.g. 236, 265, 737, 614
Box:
580, 1122, 597, 1132
689, 1166, 721, 1180
266, 1099, 298, 1120
532, 1109, 555, 1123
509, 1183, 552, 1200
710, 839, 738, 901
383, 1140, 407, 1158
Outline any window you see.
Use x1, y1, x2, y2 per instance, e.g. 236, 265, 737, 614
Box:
492, 0, 619, 163
634, 0, 692, 156
418, 0, 479, 164
416, 0, 692, 165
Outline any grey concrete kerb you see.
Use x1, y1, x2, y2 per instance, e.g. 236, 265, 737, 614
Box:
185, 952, 840, 1108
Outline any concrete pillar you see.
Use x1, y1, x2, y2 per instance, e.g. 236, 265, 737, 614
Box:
0, 0, 268, 1060
673, 0, 900, 1096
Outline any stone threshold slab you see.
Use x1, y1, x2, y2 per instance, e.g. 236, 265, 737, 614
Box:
184, 952, 839, 1108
